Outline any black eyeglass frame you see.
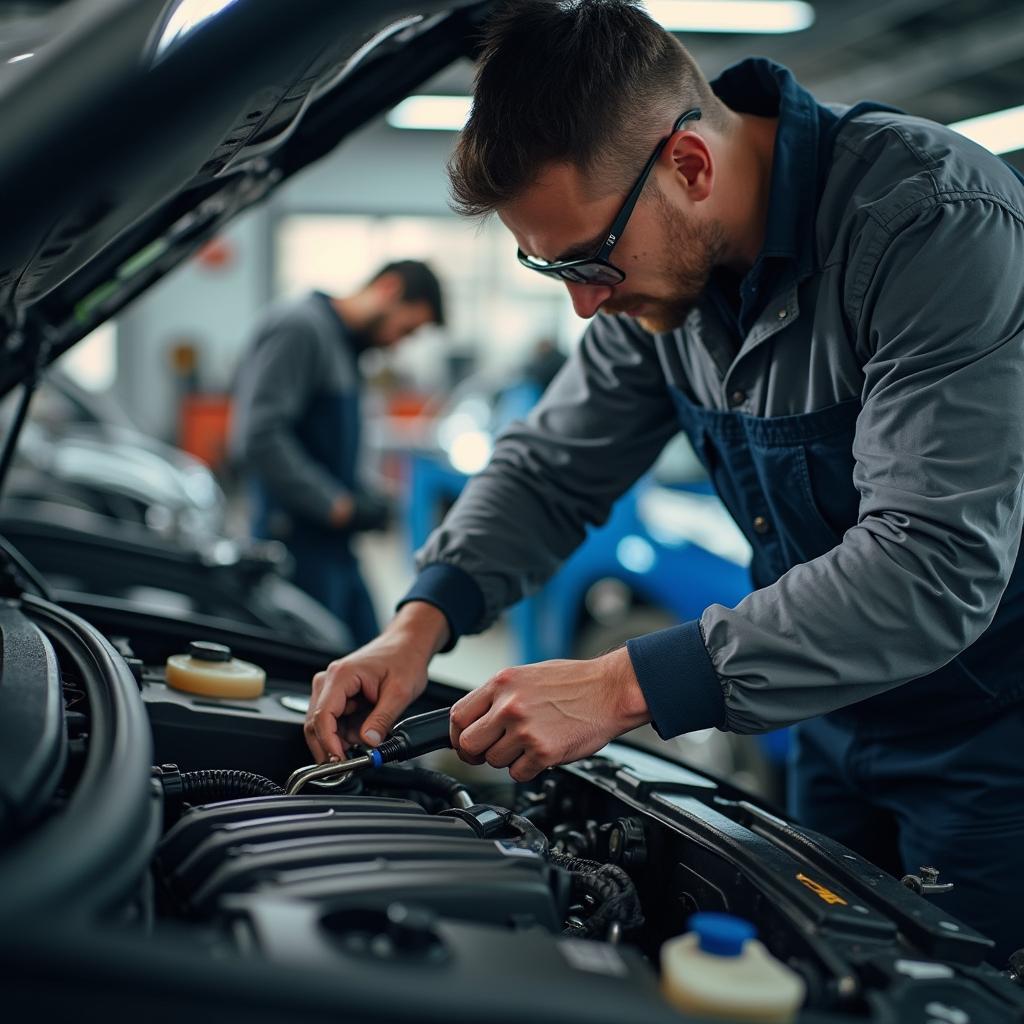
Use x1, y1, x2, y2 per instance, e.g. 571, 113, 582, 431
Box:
516, 107, 702, 285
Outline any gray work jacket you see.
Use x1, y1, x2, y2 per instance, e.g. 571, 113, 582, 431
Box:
404, 65, 1024, 739
230, 291, 362, 540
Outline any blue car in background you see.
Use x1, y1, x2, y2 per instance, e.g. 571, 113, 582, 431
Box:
404, 374, 790, 782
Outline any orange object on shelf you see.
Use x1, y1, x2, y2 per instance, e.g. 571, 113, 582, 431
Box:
387, 391, 433, 418
179, 394, 232, 469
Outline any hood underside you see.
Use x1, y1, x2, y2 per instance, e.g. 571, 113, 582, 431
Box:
0, 0, 489, 398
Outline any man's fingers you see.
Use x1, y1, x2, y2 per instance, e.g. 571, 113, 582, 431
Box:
302, 718, 329, 764
305, 667, 364, 761
359, 683, 410, 747
481, 733, 524, 769
449, 686, 493, 748
457, 715, 505, 758
309, 704, 345, 761
311, 670, 327, 698
509, 752, 546, 783
341, 721, 364, 747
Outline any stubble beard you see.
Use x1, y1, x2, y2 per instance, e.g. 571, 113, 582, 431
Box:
633, 201, 727, 333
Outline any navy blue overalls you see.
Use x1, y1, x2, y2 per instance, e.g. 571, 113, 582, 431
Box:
669, 81, 1024, 963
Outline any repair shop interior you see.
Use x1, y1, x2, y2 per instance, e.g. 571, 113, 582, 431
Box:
2, 2, 1024, 1022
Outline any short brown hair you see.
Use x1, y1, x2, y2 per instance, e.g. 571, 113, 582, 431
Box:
448, 0, 728, 218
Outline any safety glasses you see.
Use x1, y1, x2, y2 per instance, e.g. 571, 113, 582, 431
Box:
516, 108, 702, 285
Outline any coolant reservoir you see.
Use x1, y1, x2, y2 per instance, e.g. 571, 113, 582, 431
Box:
660, 913, 805, 1022
165, 641, 266, 699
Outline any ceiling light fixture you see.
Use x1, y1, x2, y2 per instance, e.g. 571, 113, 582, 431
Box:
7, 53, 35, 64
644, 1, 815, 34
948, 104, 1024, 157
386, 95, 472, 132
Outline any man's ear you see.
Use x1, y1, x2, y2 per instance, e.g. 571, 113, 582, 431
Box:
662, 128, 713, 202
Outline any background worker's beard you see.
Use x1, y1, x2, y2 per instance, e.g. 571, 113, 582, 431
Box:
350, 312, 387, 351
604, 195, 728, 333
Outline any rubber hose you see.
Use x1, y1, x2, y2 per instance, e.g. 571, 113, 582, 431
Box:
365, 764, 471, 806
179, 769, 284, 804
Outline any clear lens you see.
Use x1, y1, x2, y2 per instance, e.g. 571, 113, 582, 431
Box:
518, 251, 625, 285
558, 262, 623, 285
520, 252, 553, 270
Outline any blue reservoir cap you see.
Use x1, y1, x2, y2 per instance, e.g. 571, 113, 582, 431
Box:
688, 913, 756, 957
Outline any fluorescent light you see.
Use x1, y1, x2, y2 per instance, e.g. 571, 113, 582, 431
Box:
644, 1, 814, 33
7, 53, 35, 64
948, 104, 1024, 156
387, 95, 471, 132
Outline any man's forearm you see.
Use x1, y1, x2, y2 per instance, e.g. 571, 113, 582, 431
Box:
248, 426, 348, 525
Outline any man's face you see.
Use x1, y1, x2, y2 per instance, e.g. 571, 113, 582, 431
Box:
500, 161, 724, 333
369, 300, 436, 347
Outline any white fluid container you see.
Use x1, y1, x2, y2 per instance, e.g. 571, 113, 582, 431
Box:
165, 641, 266, 699
660, 912, 805, 1022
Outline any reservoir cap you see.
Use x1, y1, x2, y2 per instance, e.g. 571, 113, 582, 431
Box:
689, 913, 756, 957
189, 641, 232, 662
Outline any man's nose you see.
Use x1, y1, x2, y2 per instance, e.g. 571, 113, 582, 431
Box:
565, 281, 613, 319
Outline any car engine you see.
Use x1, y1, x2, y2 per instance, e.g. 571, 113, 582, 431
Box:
2, 591, 1023, 1024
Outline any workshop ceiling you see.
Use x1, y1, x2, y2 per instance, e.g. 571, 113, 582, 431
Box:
423, 0, 1024, 166
2, 0, 1021, 163
689, 0, 1024, 133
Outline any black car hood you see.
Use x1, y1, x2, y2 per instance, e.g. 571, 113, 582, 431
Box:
0, 0, 488, 398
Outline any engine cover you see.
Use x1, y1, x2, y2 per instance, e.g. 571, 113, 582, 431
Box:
157, 793, 567, 931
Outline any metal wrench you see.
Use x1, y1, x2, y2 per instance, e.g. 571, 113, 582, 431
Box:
287, 706, 453, 795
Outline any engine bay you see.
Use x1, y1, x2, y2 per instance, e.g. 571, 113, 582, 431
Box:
2, 592, 1023, 1024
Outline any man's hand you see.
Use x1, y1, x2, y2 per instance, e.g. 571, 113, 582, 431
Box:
305, 602, 449, 762
327, 492, 393, 533
328, 494, 355, 529
449, 647, 650, 782
348, 491, 393, 533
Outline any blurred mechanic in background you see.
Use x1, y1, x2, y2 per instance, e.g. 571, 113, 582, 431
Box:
230, 261, 444, 646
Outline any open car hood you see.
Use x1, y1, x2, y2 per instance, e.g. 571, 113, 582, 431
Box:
0, 0, 489, 398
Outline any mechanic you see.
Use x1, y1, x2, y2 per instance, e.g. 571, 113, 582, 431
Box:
306, 0, 1024, 959
230, 261, 444, 646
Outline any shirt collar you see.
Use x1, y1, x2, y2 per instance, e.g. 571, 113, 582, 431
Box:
710, 58, 837, 285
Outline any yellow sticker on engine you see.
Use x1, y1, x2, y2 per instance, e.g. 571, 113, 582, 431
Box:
796, 873, 848, 906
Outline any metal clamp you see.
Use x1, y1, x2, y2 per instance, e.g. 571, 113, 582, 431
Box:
901, 865, 955, 897
285, 752, 375, 795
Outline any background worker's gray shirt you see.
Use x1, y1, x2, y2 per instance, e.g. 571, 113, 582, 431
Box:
229, 293, 358, 524
414, 111, 1024, 736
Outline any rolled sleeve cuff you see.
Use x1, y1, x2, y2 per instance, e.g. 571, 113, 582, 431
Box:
396, 563, 485, 653
626, 619, 725, 739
